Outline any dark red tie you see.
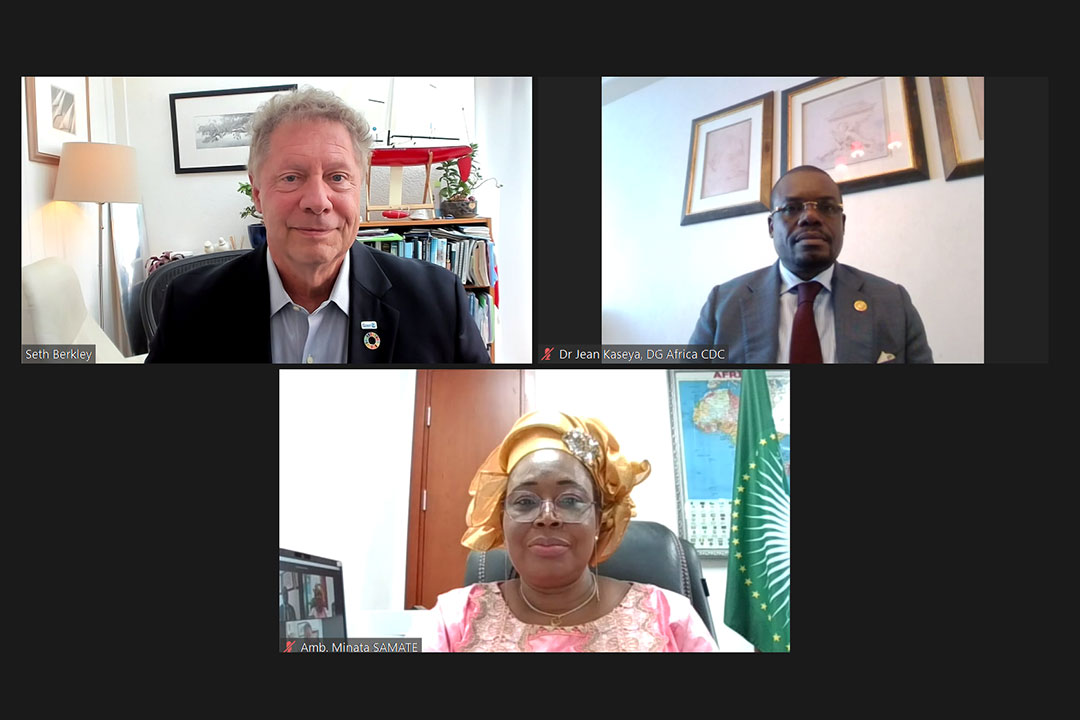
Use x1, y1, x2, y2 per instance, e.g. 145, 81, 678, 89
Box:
790, 281, 823, 363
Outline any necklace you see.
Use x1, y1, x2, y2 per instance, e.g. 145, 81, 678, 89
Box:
519, 577, 598, 627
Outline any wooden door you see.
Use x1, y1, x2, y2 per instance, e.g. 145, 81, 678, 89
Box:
405, 369, 534, 609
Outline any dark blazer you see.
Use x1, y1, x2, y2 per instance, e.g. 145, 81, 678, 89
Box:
688, 261, 933, 363
146, 243, 491, 363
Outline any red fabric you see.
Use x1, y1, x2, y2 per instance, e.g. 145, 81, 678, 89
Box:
790, 281, 823, 363
370, 146, 472, 167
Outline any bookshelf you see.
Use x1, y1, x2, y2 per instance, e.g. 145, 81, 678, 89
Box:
356, 216, 496, 362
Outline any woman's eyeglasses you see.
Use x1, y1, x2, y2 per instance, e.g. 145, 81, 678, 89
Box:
505, 492, 596, 523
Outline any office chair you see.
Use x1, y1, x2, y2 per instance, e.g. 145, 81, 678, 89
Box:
140, 250, 249, 342
464, 520, 716, 641
22, 257, 146, 363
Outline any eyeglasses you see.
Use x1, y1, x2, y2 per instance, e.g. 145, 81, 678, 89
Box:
505, 491, 596, 524
770, 200, 844, 220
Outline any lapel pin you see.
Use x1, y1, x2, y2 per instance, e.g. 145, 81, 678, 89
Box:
854, 300, 868, 312
364, 332, 381, 350
877, 351, 896, 363
361, 321, 377, 330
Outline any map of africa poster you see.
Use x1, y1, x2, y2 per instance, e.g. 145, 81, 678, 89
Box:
668, 370, 790, 556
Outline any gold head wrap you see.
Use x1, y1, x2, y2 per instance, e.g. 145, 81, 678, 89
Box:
461, 410, 651, 564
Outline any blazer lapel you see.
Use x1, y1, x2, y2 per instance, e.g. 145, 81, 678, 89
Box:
739, 263, 780, 363
832, 264, 873, 363
240, 246, 272, 361
346, 243, 400, 363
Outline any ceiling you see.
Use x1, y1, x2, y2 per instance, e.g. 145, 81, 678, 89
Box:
601, 77, 663, 106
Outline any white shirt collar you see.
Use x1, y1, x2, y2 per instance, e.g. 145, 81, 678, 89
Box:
267, 247, 351, 317
778, 261, 835, 296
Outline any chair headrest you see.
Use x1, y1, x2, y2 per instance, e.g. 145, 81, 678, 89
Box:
466, 521, 689, 596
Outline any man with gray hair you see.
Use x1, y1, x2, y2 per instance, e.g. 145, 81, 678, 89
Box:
147, 86, 490, 363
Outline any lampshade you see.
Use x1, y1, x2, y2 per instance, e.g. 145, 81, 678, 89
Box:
54, 142, 140, 204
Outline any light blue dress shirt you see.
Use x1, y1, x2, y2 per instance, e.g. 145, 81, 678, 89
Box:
776, 262, 836, 364
267, 249, 350, 364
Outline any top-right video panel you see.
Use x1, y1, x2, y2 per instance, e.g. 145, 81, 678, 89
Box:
601, 76, 985, 364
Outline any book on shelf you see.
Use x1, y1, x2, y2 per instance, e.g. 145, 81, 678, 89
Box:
436, 236, 446, 269
468, 291, 493, 345
470, 240, 494, 287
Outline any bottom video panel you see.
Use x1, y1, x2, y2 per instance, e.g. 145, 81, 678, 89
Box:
279, 368, 790, 653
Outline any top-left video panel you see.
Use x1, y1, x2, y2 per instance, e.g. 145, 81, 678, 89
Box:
21, 76, 533, 364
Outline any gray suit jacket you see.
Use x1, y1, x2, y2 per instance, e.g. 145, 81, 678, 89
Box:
688, 261, 933, 363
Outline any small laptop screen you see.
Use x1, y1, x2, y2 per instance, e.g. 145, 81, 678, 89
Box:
280, 549, 346, 640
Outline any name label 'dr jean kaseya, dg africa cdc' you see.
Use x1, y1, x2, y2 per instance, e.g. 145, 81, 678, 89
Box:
22, 345, 96, 363
537, 345, 729, 364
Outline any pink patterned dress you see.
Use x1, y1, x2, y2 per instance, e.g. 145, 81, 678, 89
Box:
423, 581, 718, 652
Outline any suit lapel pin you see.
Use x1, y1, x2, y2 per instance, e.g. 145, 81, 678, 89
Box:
877, 351, 896, 363
854, 300, 868, 312
361, 320, 378, 330
364, 332, 381, 350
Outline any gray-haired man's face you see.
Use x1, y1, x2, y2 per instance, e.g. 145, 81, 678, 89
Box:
251, 118, 364, 280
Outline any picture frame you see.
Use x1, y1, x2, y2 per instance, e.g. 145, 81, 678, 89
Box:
680, 92, 773, 225
929, 76, 985, 181
781, 77, 929, 194
667, 369, 790, 558
25, 77, 91, 164
169, 84, 297, 174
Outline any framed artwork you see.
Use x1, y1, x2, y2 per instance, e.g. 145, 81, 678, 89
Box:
667, 369, 790, 558
25, 77, 91, 164
781, 77, 929, 194
929, 76, 985, 181
169, 84, 297, 173
681, 92, 773, 225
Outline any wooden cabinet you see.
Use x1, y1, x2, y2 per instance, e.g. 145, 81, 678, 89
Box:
357, 216, 497, 362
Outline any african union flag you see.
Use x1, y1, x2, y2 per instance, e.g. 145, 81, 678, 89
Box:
723, 369, 790, 652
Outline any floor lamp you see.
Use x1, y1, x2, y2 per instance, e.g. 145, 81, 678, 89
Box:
53, 142, 140, 328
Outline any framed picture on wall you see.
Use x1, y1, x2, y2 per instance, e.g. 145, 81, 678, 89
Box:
929, 76, 985, 181
25, 77, 91, 164
680, 92, 773, 225
169, 84, 297, 174
667, 369, 790, 558
781, 77, 929, 194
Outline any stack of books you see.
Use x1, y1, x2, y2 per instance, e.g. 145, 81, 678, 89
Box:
356, 228, 406, 256
359, 225, 495, 291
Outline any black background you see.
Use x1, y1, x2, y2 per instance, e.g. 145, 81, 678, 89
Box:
14, 76, 1055, 685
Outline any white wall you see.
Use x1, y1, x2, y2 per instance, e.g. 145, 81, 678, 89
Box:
602, 77, 984, 363
279, 369, 416, 622
476, 77, 533, 362
117, 76, 392, 255
280, 369, 756, 651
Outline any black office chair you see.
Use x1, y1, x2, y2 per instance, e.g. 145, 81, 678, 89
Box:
140, 250, 250, 342
464, 520, 716, 641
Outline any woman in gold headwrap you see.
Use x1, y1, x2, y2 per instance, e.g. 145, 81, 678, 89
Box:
424, 411, 718, 652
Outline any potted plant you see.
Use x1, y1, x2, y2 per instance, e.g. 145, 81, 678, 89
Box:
435, 143, 501, 218
238, 181, 267, 249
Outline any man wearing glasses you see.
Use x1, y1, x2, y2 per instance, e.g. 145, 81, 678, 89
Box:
688, 165, 933, 363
